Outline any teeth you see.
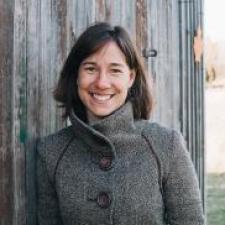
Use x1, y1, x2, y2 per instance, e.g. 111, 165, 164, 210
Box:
92, 94, 112, 101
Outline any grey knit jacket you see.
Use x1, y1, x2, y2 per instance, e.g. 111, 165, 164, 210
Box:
37, 102, 205, 225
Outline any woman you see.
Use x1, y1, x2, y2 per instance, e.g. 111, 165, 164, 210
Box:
37, 22, 205, 225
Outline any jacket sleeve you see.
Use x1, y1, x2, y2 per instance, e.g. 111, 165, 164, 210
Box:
36, 139, 63, 225
163, 130, 205, 225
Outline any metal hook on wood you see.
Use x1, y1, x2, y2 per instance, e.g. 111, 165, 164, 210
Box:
142, 48, 158, 58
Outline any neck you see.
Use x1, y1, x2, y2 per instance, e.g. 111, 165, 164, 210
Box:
86, 104, 126, 125
87, 111, 101, 125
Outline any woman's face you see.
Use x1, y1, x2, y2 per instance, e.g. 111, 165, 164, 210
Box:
77, 41, 135, 122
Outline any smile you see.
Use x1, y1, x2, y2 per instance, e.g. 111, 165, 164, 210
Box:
90, 92, 114, 102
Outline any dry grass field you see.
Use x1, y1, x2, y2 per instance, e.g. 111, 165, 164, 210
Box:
206, 76, 225, 174
205, 75, 225, 225
206, 173, 225, 225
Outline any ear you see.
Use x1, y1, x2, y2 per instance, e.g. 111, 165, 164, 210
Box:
128, 70, 136, 88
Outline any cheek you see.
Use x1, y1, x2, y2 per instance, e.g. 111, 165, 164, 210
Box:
77, 72, 84, 86
120, 78, 134, 92
118, 72, 135, 91
114, 81, 131, 97
77, 74, 90, 90
77, 75, 88, 100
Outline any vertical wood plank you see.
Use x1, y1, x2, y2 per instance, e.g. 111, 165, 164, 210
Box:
26, 0, 70, 224
193, 0, 205, 209
178, 0, 205, 207
26, 1, 42, 223
95, 0, 112, 22
136, 0, 147, 54
146, 0, 158, 101
147, 0, 180, 129
95, 0, 136, 38
108, 0, 123, 25
0, 1, 14, 224
67, 0, 95, 45
167, 0, 180, 130
39, 0, 54, 135
12, 0, 27, 224
120, 0, 136, 36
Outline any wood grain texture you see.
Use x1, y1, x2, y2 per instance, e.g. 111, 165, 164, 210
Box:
178, 0, 205, 207
136, 0, 147, 54
147, 0, 180, 130
26, 1, 69, 224
12, 0, 27, 224
0, 1, 14, 224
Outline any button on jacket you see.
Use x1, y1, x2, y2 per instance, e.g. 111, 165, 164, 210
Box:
37, 102, 205, 225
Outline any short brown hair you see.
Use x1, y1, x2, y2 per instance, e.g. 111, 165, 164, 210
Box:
54, 22, 153, 121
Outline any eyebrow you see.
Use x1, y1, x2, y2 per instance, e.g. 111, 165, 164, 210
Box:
81, 61, 96, 66
81, 61, 125, 67
110, 62, 124, 67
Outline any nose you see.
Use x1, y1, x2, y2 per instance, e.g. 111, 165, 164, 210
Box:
94, 71, 111, 89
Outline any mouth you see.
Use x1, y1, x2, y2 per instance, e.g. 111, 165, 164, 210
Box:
89, 92, 115, 102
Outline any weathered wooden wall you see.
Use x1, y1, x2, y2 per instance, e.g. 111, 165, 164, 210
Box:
0, 0, 204, 224
0, 1, 14, 224
147, 0, 181, 129
178, 0, 205, 207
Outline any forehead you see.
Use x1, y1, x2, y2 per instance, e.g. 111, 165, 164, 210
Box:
83, 41, 127, 65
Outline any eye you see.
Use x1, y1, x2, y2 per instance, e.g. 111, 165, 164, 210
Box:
111, 68, 122, 74
84, 66, 96, 73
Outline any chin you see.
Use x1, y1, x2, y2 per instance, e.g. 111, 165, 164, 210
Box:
90, 107, 118, 118
93, 110, 114, 118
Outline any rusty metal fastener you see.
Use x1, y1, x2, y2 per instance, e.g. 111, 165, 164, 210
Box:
142, 48, 157, 58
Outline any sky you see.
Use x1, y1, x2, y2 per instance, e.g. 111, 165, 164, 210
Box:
205, 0, 225, 42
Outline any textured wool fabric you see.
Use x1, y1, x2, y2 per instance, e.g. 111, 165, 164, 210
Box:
36, 102, 205, 225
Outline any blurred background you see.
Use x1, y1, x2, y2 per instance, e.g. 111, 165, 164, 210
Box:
205, 0, 225, 224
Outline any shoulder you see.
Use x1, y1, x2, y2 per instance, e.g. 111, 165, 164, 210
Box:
136, 120, 177, 141
36, 126, 75, 183
141, 121, 173, 136
37, 126, 74, 158
139, 120, 187, 159
139, 121, 189, 180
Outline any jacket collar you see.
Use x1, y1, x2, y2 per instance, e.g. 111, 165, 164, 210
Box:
69, 102, 135, 152
90, 101, 135, 136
